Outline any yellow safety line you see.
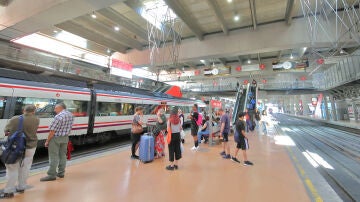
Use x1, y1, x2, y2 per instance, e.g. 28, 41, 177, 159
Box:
287, 147, 323, 202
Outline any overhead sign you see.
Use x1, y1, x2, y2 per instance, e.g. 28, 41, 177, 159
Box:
210, 100, 222, 108
204, 68, 219, 76
110, 58, 133, 79
272, 60, 309, 72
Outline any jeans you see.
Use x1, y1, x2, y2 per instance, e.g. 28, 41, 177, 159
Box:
47, 136, 69, 177
197, 130, 210, 143
4, 148, 36, 193
261, 121, 267, 134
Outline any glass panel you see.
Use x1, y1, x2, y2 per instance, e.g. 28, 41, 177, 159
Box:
122, 103, 134, 115
14, 97, 88, 118
97, 102, 122, 116
0, 97, 7, 119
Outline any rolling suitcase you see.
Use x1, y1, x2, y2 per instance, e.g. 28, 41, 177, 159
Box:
139, 134, 154, 163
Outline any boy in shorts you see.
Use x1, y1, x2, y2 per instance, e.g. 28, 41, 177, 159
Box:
231, 112, 254, 166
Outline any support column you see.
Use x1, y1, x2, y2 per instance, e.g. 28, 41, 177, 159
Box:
352, 100, 358, 121
323, 95, 330, 120
330, 95, 338, 121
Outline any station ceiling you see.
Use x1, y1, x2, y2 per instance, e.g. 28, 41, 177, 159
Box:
0, 0, 359, 95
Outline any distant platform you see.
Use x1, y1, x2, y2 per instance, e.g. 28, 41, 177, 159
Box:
287, 114, 360, 130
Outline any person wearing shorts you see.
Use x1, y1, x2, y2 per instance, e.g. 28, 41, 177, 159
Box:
189, 104, 199, 151
231, 112, 253, 166
219, 109, 231, 159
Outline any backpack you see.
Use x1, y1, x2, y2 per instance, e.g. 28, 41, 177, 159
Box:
196, 113, 203, 126
1, 115, 27, 164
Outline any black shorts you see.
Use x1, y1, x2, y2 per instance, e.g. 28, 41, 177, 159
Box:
222, 132, 229, 142
236, 138, 249, 150
191, 127, 198, 137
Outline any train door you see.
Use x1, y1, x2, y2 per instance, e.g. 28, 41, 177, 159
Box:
0, 85, 15, 139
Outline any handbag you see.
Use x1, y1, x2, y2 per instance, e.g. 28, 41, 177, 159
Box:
166, 126, 172, 144
131, 123, 143, 134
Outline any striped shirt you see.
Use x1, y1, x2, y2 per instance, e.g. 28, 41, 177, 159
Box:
49, 110, 74, 136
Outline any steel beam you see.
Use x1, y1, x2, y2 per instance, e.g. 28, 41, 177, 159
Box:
285, 0, 296, 25
97, 8, 148, 41
56, 21, 128, 53
75, 16, 143, 50
206, 0, 229, 35
249, 0, 257, 30
218, 58, 227, 65
164, 0, 204, 40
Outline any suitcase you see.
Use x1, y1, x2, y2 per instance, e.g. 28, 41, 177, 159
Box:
139, 134, 154, 163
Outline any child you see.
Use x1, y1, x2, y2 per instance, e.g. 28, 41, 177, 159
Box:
231, 112, 254, 166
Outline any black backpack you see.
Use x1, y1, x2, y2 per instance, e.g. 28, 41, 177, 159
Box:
1, 115, 27, 164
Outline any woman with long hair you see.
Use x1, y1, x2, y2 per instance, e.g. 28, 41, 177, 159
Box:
153, 108, 167, 158
166, 107, 182, 170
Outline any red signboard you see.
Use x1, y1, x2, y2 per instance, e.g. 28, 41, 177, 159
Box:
210, 100, 222, 108
111, 58, 133, 71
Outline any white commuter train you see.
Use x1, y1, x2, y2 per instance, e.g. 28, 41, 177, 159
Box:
0, 71, 206, 147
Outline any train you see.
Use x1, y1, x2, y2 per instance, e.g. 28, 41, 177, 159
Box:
0, 68, 206, 147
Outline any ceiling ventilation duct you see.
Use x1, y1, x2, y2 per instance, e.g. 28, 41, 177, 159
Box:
0, 0, 13, 6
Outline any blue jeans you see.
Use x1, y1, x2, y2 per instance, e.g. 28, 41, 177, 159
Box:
197, 130, 210, 143
261, 121, 267, 134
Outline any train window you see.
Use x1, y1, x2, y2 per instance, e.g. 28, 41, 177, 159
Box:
97, 102, 122, 116
14, 97, 88, 118
121, 103, 134, 115
59, 100, 88, 117
0, 97, 7, 119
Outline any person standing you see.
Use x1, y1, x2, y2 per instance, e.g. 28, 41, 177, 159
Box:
188, 104, 199, 151
130, 106, 144, 159
1, 105, 39, 198
40, 103, 74, 181
254, 108, 261, 131
153, 109, 167, 158
231, 112, 253, 166
166, 107, 182, 170
178, 109, 185, 143
219, 109, 231, 159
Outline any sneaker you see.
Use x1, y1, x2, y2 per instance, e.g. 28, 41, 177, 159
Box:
0, 193, 14, 199
191, 146, 197, 151
231, 157, 240, 163
219, 151, 226, 156
57, 174, 65, 178
174, 165, 178, 170
16, 188, 25, 193
195, 146, 200, 151
131, 155, 139, 159
40, 175, 56, 182
244, 161, 254, 166
166, 165, 174, 171
223, 154, 231, 159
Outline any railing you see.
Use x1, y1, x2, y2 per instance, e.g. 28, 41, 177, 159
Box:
0, 41, 160, 91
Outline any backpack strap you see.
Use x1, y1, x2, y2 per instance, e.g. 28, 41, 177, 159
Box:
18, 115, 24, 132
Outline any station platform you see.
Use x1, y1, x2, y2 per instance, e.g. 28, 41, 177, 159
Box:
0, 130, 336, 202
288, 114, 360, 130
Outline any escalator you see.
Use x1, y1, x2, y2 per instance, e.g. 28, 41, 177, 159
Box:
232, 83, 258, 124
232, 84, 249, 124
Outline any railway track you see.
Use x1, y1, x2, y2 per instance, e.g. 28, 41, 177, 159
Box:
273, 114, 360, 202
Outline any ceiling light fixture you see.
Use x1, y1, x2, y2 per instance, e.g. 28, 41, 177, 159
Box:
114, 26, 120, 31
107, 49, 111, 54
91, 12, 97, 19
340, 49, 345, 54
247, 59, 251, 64
200, 59, 205, 63
290, 54, 294, 59
234, 14, 240, 21
227, 0, 233, 3
53, 30, 58, 33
